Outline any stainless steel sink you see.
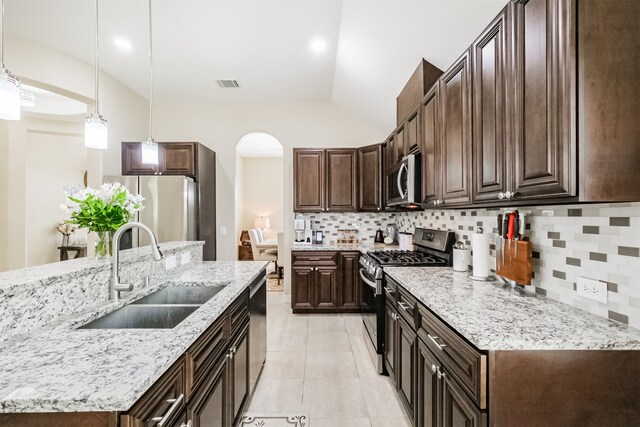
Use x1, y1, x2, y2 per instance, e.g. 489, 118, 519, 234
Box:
131, 286, 224, 305
78, 305, 200, 329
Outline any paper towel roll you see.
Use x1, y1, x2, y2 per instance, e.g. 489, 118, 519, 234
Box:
472, 232, 490, 279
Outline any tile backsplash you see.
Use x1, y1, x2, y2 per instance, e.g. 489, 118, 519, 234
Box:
298, 202, 640, 329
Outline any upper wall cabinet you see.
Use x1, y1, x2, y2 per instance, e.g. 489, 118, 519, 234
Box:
326, 149, 358, 212
510, 0, 576, 201
293, 148, 358, 213
472, 6, 511, 203
406, 106, 421, 154
122, 142, 197, 177
358, 144, 383, 212
439, 50, 473, 206
419, 84, 440, 206
293, 149, 326, 212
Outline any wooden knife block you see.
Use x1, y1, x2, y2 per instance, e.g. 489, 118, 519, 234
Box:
496, 240, 533, 285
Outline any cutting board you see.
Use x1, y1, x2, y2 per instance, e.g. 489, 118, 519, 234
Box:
496, 240, 533, 285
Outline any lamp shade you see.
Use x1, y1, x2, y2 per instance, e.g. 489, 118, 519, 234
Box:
255, 216, 270, 230
85, 114, 108, 149
0, 71, 21, 120
141, 138, 159, 165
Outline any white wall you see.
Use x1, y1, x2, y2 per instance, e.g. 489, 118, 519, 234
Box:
0, 35, 149, 271
239, 157, 284, 239
128, 101, 386, 294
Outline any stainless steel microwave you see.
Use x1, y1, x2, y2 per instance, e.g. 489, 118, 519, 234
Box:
386, 153, 422, 207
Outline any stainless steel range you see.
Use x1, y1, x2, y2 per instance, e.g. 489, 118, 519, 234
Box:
359, 228, 455, 374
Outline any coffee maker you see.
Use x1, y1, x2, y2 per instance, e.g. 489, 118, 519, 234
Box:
294, 219, 313, 244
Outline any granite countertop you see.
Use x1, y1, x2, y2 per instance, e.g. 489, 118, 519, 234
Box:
291, 242, 398, 253
384, 267, 640, 351
0, 261, 268, 413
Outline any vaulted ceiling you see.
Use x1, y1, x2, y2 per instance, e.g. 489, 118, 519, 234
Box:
5, 0, 507, 133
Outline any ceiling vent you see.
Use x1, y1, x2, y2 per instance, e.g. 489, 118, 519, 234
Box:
216, 79, 240, 88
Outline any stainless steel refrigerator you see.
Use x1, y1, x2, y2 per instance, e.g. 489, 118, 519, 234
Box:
104, 175, 197, 248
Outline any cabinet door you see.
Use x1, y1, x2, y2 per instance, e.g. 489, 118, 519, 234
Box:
291, 266, 314, 310
473, 7, 510, 203
187, 355, 227, 427
395, 125, 406, 164
439, 50, 473, 206
385, 136, 395, 173
326, 149, 358, 212
315, 266, 338, 310
441, 368, 486, 427
121, 142, 157, 175
397, 316, 417, 423
384, 298, 397, 383
293, 149, 325, 212
339, 252, 360, 310
417, 339, 440, 427
511, 0, 576, 200
419, 85, 440, 206
161, 143, 196, 177
230, 325, 250, 426
358, 144, 383, 212
406, 108, 420, 154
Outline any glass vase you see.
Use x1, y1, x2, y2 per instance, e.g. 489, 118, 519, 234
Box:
94, 231, 113, 260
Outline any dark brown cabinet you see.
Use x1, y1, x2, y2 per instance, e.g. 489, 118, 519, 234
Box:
395, 125, 406, 164
385, 298, 398, 383
472, 7, 510, 203
511, 0, 576, 201
339, 251, 360, 310
293, 148, 357, 213
229, 324, 250, 426
397, 316, 417, 424
417, 339, 440, 427
439, 50, 473, 207
441, 369, 486, 427
187, 355, 227, 427
293, 149, 325, 212
419, 85, 440, 206
122, 142, 197, 177
406, 107, 420, 154
326, 149, 358, 212
358, 144, 383, 212
291, 251, 366, 313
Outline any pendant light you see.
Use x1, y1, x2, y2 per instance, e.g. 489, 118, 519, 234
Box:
141, 0, 158, 165
0, 0, 20, 120
85, 0, 108, 149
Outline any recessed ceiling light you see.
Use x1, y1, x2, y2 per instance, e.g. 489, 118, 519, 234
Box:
114, 38, 132, 51
310, 38, 327, 54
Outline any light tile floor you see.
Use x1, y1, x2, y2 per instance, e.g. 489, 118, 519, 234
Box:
246, 292, 411, 426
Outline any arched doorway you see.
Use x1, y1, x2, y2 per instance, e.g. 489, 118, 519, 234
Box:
234, 132, 284, 289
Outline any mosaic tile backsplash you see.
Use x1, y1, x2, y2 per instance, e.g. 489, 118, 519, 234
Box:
298, 202, 640, 329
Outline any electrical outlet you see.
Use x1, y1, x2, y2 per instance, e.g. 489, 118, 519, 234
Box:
576, 277, 607, 304
181, 252, 191, 265
220, 226, 227, 236
164, 255, 177, 270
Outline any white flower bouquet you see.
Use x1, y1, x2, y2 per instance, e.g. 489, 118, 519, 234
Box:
62, 182, 144, 258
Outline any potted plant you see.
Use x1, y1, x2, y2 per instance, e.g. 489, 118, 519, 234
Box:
62, 182, 144, 259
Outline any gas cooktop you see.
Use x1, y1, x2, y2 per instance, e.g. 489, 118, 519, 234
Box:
367, 250, 448, 267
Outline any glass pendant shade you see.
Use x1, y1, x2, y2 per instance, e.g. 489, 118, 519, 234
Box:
141, 138, 159, 165
85, 114, 108, 149
0, 70, 21, 120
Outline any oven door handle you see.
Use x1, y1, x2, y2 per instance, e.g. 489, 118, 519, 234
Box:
359, 268, 382, 295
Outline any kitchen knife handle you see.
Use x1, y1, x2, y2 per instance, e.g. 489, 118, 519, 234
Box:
507, 213, 515, 240
513, 212, 520, 240
503, 213, 511, 240
497, 213, 503, 237
519, 212, 525, 237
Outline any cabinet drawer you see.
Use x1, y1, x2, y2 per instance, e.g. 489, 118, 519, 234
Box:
397, 286, 417, 327
292, 251, 338, 266
186, 313, 227, 399
228, 289, 250, 336
383, 277, 398, 306
121, 357, 186, 427
417, 304, 487, 409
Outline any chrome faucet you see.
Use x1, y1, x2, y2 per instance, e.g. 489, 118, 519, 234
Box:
110, 222, 163, 300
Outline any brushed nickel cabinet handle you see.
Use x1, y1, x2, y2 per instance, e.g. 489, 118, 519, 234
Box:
427, 334, 447, 351
151, 394, 184, 426
398, 301, 412, 312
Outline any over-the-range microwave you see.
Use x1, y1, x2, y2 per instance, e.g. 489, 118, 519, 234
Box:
386, 153, 422, 207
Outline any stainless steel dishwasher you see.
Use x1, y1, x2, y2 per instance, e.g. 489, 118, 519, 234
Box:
249, 271, 267, 393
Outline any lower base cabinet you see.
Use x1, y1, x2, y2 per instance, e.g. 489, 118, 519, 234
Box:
397, 316, 417, 424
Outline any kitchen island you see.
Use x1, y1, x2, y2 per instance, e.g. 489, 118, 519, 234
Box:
0, 242, 267, 426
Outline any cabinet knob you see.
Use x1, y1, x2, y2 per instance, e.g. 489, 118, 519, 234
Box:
181, 421, 193, 427
498, 192, 504, 200
437, 368, 446, 380
158, 172, 162, 175
431, 364, 437, 373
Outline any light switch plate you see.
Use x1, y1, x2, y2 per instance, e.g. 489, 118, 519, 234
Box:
576, 277, 607, 304
181, 252, 191, 265
165, 255, 177, 270
220, 226, 227, 236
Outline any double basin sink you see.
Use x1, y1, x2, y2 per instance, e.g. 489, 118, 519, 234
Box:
79, 286, 224, 330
